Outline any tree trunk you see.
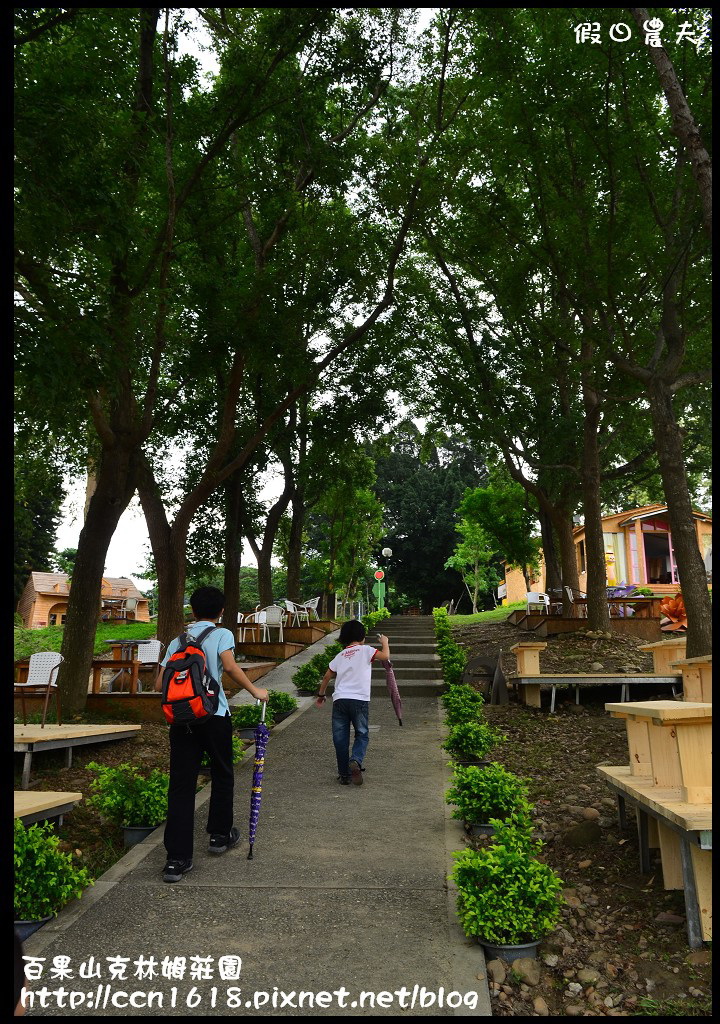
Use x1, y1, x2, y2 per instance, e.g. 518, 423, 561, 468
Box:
57, 446, 138, 715
538, 504, 562, 594
551, 511, 580, 616
647, 378, 712, 656
581, 386, 611, 632
137, 459, 187, 647
286, 489, 305, 601
222, 472, 243, 637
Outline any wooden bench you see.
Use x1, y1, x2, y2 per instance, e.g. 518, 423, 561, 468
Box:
597, 765, 711, 946
670, 655, 712, 703
14, 790, 83, 827
606, 701, 711, 803
90, 658, 141, 694
14, 724, 141, 790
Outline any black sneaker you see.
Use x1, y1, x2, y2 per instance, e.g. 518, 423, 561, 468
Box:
337, 775, 350, 785
163, 858, 193, 883
208, 826, 241, 855
349, 759, 363, 786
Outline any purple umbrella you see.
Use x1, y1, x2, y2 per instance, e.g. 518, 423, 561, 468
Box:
382, 658, 403, 726
247, 701, 270, 860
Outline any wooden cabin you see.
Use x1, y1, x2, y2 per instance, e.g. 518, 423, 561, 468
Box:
16, 572, 150, 628
501, 504, 712, 604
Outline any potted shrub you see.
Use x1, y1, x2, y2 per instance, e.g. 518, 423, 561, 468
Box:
87, 761, 169, 846
446, 763, 532, 836
441, 684, 486, 727
231, 704, 275, 738
451, 814, 563, 963
442, 720, 505, 765
199, 735, 245, 774
266, 690, 299, 723
14, 819, 93, 939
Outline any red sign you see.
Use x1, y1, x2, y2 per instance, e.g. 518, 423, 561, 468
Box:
374, 570, 385, 580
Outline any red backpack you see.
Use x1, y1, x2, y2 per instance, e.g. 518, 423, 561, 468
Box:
160, 626, 220, 726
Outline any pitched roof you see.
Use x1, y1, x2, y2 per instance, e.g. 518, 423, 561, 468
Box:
29, 572, 145, 600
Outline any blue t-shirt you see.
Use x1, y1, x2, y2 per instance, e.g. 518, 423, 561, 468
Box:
161, 620, 235, 717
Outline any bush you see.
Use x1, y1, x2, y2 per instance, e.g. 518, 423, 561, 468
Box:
446, 763, 532, 823
201, 735, 245, 768
292, 642, 343, 693
87, 762, 169, 828
266, 690, 299, 716
14, 819, 93, 921
433, 607, 468, 685
441, 684, 485, 727
451, 815, 563, 945
231, 704, 275, 730
361, 607, 391, 632
443, 720, 506, 761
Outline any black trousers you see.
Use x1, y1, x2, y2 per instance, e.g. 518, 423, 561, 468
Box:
164, 713, 234, 860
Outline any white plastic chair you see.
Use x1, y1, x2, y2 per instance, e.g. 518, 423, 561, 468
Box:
240, 611, 269, 643
136, 640, 164, 692
14, 652, 64, 727
526, 592, 550, 614
302, 596, 320, 620
260, 605, 285, 642
284, 599, 310, 627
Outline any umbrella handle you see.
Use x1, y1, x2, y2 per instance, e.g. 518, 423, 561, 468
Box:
255, 697, 267, 723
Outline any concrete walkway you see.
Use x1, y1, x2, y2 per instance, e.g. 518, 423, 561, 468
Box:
22, 618, 490, 1017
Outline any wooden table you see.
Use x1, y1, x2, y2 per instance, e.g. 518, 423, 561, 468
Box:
597, 765, 711, 946
14, 790, 83, 827
14, 724, 141, 790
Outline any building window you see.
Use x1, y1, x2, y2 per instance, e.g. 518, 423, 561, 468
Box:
49, 613, 57, 626
577, 540, 586, 575
60, 615, 67, 625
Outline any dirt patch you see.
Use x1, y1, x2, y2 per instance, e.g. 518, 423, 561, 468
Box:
451, 622, 711, 1017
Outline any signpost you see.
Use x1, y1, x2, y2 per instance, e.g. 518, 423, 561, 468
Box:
372, 569, 385, 609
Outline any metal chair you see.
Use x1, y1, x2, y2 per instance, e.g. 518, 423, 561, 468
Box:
14, 652, 64, 727
564, 586, 588, 617
301, 596, 320, 620
284, 599, 310, 627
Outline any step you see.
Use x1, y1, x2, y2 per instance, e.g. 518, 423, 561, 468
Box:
370, 677, 445, 697
389, 667, 443, 681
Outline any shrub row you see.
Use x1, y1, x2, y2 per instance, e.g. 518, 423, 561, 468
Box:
436, 615, 564, 948
292, 642, 343, 693
432, 607, 467, 686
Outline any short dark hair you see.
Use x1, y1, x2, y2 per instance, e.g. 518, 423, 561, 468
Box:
339, 619, 367, 646
190, 586, 225, 620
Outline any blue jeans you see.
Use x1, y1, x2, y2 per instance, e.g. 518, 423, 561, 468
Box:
331, 699, 370, 778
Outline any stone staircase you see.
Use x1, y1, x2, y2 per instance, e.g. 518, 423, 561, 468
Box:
370, 615, 443, 697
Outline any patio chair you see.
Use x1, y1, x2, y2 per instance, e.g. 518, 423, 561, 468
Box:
564, 586, 588, 617
14, 652, 64, 728
240, 610, 269, 643
525, 592, 550, 614
301, 596, 321, 620
260, 605, 286, 642
135, 640, 165, 692
284, 599, 310, 627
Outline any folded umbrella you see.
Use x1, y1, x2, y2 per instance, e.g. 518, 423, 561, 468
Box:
247, 700, 270, 860
382, 657, 403, 726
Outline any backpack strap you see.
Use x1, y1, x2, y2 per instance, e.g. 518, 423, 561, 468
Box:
194, 625, 219, 647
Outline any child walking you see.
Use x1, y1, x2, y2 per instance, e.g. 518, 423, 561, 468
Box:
315, 619, 390, 785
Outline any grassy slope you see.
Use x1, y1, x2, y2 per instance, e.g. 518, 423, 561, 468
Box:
447, 601, 525, 627
14, 621, 158, 661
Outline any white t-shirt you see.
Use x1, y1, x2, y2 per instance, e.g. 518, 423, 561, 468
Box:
329, 643, 377, 702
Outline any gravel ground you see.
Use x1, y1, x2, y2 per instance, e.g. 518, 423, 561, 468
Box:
450, 622, 711, 1017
